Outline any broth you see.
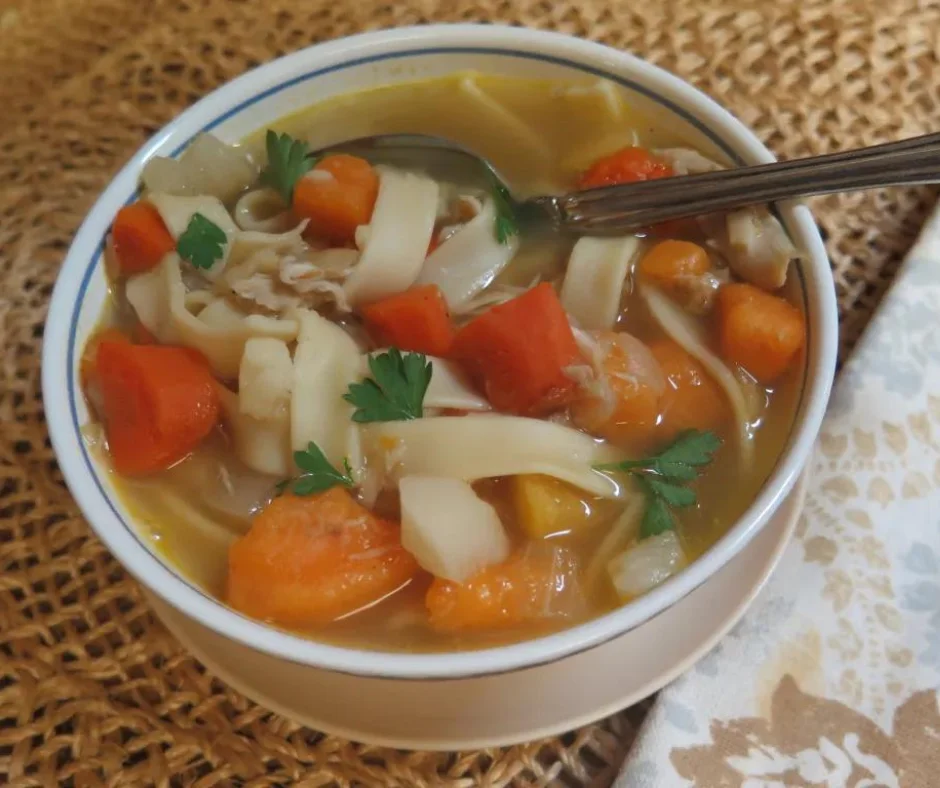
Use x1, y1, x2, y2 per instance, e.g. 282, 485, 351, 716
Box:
85, 73, 805, 652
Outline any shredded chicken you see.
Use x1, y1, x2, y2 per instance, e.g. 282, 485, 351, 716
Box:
726, 206, 801, 290
231, 273, 303, 313
668, 270, 727, 316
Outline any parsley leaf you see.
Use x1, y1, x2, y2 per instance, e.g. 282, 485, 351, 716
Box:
487, 170, 519, 245
640, 492, 675, 539
259, 130, 319, 203
176, 213, 227, 270
595, 430, 721, 539
277, 441, 355, 496
344, 348, 433, 423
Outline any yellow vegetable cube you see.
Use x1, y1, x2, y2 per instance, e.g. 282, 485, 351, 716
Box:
512, 474, 598, 539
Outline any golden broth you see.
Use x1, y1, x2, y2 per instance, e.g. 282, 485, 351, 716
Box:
95, 73, 805, 652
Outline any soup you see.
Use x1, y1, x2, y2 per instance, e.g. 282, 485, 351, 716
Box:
81, 73, 806, 652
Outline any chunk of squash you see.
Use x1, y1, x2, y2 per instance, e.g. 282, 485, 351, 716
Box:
512, 474, 597, 539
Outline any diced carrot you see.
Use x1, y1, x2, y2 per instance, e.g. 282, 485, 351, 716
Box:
569, 331, 664, 446
292, 154, 379, 245
360, 284, 455, 357
80, 328, 130, 392
226, 489, 419, 627
649, 339, 728, 439
638, 240, 711, 290
95, 340, 220, 475
426, 548, 581, 632
578, 146, 674, 189
451, 283, 581, 415
716, 283, 806, 383
111, 202, 176, 274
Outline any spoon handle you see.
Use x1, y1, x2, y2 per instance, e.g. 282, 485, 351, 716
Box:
532, 132, 940, 235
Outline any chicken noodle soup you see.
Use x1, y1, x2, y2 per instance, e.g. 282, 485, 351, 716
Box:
81, 73, 806, 652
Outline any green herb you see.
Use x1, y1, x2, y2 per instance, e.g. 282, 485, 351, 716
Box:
176, 213, 227, 270
277, 441, 355, 496
260, 130, 319, 203
595, 430, 721, 540
487, 171, 519, 245
344, 348, 433, 423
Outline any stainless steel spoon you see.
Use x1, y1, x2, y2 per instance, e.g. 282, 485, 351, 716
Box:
317, 132, 940, 236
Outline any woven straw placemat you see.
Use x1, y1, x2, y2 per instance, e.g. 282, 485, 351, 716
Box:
1, 0, 938, 785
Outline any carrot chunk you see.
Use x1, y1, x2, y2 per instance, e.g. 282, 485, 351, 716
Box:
95, 340, 220, 475
451, 283, 581, 415
292, 154, 379, 245
716, 283, 806, 383
578, 146, 674, 189
649, 339, 728, 439
361, 284, 455, 357
426, 548, 581, 633
226, 489, 419, 627
638, 240, 710, 289
570, 331, 664, 447
111, 202, 176, 274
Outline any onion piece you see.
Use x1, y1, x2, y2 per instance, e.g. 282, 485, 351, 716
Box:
640, 283, 759, 461
399, 476, 510, 582
141, 133, 258, 204
583, 498, 644, 592
363, 415, 628, 498
343, 166, 439, 306
416, 196, 519, 309
654, 148, 725, 175
607, 530, 687, 600
561, 236, 639, 330
362, 352, 489, 412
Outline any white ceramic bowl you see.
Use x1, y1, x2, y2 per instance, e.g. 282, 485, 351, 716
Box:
43, 23, 836, 707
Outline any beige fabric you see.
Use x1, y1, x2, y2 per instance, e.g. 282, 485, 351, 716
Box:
0, 0, 936, 784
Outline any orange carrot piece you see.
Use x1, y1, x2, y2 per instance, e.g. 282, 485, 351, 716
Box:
95, 340, 220, 475
80, 328, 130, 392
570, 331, 663, 447
361, 284, 455, 357
426, 548, 580, 633
578, 146, 673, 189
111, 202, 176, 274
226, 489, 419, 627
649, 339, 728, 439
292, 154, 379, 245
717, 283, 806, 383
638, 240, 710, 289
451, 283, 581, 415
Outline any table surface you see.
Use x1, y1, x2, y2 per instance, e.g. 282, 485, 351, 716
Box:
1, 0, 938, 785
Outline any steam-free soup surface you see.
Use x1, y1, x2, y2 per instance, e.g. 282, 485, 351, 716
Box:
83, 73, 806, 651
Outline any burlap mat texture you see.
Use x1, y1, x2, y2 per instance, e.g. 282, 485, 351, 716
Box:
1, 0, 938, 784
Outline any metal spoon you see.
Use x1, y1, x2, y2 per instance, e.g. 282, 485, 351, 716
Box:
318, 132, 940, 236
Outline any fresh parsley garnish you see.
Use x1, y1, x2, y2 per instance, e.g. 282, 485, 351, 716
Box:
260, 130, 319, 203
343, 348, 433, 423
276, 441, 355, 496
595, 430, 722, 540
176, 213, 226, 270
487, 170, 519, 245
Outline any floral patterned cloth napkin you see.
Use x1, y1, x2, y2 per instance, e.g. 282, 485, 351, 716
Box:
617, 205, 940, 788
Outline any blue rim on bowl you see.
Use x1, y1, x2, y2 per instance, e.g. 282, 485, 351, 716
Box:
42, 24, 838, 680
